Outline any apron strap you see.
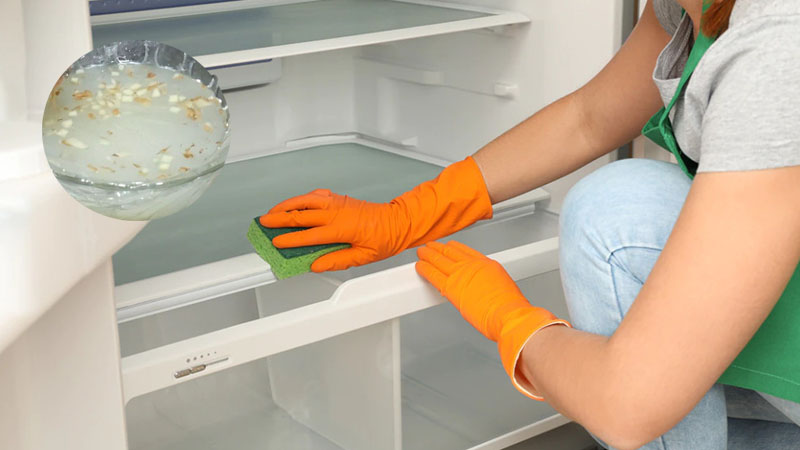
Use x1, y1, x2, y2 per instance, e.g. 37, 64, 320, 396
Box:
657, 30, 716, 129
642, 6, 717, 179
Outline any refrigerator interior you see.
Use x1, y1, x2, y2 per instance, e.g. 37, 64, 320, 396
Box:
92, 0, 625, 448
113, 146, 562, 448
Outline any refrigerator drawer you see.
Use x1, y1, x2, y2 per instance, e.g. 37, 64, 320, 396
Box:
123, 270, 569, 450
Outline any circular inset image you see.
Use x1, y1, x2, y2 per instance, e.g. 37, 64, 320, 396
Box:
42, 40, 231, 220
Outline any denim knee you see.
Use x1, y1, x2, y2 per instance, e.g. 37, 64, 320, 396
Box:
559, 158, 691, 261
558, 159, 691, 331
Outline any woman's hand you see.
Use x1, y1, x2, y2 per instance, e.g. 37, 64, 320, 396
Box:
261, 157, 494, 272
261, 189, 411, 272
417, 241, 532, 340
416, 240, 569, 399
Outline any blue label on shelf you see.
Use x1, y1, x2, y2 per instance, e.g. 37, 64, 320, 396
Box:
89, 0, 240, 15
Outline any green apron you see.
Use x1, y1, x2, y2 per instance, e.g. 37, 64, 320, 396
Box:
642, 19, 800, 404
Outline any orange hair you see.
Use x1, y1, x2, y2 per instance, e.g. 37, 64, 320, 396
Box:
702, 0, 737, 37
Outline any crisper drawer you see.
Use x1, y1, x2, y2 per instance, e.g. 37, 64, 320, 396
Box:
123, 270, 569, 450
113, 135, 565, 448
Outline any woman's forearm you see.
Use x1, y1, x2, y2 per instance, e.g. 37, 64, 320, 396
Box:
518, 326, 664, 450
473, 0, 671, 204
517, 327, 635, 446
473, 93, 602, 203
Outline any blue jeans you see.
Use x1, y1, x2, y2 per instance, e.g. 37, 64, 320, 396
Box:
558, 159, 800, 449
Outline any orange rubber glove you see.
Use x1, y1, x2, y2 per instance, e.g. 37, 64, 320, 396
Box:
416, 240, 571, 400
260, 157, 493, 272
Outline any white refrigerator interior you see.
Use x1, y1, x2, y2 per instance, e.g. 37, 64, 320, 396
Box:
0, 1, 626, 449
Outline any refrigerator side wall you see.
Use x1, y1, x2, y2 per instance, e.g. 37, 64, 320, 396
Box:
222, 50, 359, 162
21, 0, 94, 119
0, 0, 27, 122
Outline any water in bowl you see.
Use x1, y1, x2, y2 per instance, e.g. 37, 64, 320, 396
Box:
43, 62, 230, 220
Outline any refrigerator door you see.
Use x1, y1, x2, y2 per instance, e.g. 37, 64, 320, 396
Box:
0, 0, 146, 348
0, 1, 142, 448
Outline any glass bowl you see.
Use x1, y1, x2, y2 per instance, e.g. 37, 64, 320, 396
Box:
42, 40, 231, 220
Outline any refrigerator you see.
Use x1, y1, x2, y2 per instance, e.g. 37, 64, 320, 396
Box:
0, 1, 627, 449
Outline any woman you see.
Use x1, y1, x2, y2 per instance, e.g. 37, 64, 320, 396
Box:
261, 0, 800, 448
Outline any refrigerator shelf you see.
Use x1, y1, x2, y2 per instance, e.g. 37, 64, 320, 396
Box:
113, 136, 550, 320
90, 0, 530, 69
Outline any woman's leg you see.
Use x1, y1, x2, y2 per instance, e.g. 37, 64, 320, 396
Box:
558, 158, 727, 450
727, 418, 800, 450
758, 392, 800, 425
725, 386, 800, 450
725, 386, 796, 424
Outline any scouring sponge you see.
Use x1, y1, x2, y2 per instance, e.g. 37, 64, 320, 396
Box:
247, 218, 349, 279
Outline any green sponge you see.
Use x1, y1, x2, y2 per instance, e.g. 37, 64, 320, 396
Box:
247, 218, 349, 279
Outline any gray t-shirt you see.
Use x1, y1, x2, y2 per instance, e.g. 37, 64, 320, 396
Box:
651, 0, 800, 173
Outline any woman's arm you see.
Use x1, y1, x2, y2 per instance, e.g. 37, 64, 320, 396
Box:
520, 166, 800, 450
474, 1, 671, 203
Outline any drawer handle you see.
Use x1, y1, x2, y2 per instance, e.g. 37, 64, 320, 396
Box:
173, 356, 229, 379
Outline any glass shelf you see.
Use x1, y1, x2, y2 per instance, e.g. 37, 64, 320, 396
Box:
91, 0, 529, 68
112, 140, 443, 285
